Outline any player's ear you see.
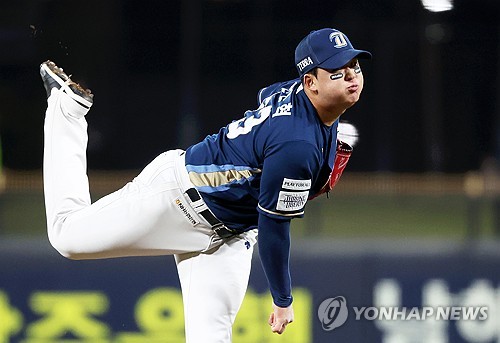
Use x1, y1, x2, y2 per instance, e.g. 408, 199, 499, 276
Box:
303, 73, 317, 92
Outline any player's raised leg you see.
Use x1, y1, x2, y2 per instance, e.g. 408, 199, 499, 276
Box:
41, 60, 94, 247
41, 61, 214, 259
175, 229, 258, 343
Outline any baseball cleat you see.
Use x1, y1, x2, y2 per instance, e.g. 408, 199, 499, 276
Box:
40, 60, 93, 108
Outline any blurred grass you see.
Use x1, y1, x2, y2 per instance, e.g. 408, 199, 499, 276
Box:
0, 191, 46, 237
293, 194, 495, 238
0, 189, 496, 239
0, 171, 497, 239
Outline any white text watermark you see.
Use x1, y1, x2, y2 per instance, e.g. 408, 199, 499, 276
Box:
317, 297, 488, 332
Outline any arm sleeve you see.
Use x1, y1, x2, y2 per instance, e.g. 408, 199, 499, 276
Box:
258, 213, 293, 307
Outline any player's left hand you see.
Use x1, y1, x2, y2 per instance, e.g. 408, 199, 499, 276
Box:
268, 303, 294, 334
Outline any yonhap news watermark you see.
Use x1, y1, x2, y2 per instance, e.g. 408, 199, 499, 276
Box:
317, 296, 488, 332
353, 305, 488, 321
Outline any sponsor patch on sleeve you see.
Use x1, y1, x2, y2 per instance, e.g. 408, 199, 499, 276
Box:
276, 190, 309, 212
282, 178, 311, 191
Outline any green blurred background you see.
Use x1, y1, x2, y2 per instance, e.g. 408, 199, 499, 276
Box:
1, 171, 497, 240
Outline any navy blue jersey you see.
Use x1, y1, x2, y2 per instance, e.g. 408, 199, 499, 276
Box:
185, 78, 338, 231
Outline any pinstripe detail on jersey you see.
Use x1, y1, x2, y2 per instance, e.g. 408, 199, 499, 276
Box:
186, 164, 262, 193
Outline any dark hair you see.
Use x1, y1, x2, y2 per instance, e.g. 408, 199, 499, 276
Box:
301, 67, 318, 83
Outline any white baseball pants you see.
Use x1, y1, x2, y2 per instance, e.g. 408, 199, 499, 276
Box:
43, 88, 257, 342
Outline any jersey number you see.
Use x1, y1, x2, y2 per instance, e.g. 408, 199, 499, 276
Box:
226, 105, 271, 139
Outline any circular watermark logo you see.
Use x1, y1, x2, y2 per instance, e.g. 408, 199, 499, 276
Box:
317, 296, 349, 331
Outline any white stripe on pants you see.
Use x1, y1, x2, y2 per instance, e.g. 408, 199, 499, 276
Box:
43, 88, 258, 342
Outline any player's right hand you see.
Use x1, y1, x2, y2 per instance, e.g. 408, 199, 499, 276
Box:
268, 303, 294, 334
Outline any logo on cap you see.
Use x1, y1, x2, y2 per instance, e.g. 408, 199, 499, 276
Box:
329, 32, 348, 48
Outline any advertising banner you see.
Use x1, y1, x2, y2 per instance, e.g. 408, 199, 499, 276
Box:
0, 240, 498, 343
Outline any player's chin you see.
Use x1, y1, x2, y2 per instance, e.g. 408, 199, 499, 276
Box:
345, 95, 360, 108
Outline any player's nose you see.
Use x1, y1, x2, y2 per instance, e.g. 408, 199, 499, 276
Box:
344, 67, 356, 80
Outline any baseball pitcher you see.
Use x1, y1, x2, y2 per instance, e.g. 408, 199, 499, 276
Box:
40, 28, 371, 342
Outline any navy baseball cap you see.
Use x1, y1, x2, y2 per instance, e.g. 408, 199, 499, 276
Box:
295, 28, 372, 77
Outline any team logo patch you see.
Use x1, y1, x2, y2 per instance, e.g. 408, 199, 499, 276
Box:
329, 32, 348, 48
276, 191, 309, 212
173, 198, 199, 226
282, 178, 311, 191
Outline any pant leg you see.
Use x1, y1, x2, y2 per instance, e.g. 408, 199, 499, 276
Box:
175, 229, 258, 343
43, 88, 91, 232
43, 89, 214, 259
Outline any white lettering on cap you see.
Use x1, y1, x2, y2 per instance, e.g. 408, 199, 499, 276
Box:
297, 56, 314, 71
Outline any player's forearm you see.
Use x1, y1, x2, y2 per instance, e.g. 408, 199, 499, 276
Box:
258, 214, 293, 307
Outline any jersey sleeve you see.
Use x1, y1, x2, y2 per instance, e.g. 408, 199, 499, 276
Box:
257, 140, 321, 219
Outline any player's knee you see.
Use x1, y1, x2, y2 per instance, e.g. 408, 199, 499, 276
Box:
49, 238, 85, 260
48, 230, 89, 260
47, 215, 93, 260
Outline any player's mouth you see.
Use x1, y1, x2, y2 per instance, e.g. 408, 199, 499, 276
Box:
347, 84, 359, 93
